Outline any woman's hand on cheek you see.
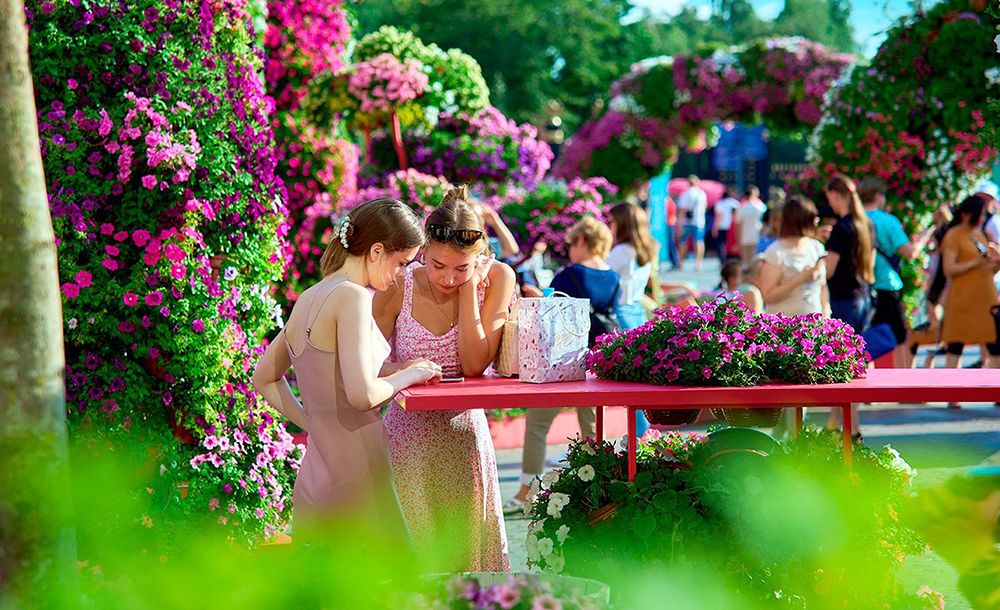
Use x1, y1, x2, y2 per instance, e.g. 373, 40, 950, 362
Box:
463, 254, 493, 291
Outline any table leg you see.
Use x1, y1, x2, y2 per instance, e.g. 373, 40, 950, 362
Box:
627, 407, 637, 482
794, 407, 804, 438
595, 406, 604, 443
842, 403, 853, 466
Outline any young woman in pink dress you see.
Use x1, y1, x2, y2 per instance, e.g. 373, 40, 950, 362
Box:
373, 186, 516, 572
253, 198, 442, 543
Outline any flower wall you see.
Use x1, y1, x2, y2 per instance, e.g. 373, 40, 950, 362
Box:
368, 106, 553, 191
353, 169, 455, 218
555, 38, 854, 189
28, 0, 300, 544
806, 0, 999, 234
801, 0, 999, 308
264, 0, 358, 305
499, 178, 618, 256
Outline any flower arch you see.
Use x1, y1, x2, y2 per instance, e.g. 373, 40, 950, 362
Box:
554, 38, 855, 189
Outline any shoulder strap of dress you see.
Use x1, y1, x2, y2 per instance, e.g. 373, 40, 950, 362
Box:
402, 266, 415, 314
304, 280, 348, 337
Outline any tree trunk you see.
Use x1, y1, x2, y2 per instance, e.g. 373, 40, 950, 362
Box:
0, 0, 77, 606
390, 110, 409, 170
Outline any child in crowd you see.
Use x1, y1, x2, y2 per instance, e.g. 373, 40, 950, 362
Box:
718, 258, 763, 313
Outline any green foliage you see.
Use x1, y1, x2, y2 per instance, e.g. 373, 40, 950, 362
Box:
352, 0, 857, 130
527, 428, 930, 609
773, 0, 856, 54
316, 25, 489, 130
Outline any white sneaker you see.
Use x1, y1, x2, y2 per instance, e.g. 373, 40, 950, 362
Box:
545, 452, 569, 469
502, 497, 527, 516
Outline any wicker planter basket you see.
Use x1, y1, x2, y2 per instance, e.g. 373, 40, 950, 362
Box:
710, 407, 783, 428
643, 408, 700, 426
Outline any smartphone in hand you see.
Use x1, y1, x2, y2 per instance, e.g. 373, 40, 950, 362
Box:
440, 377, 465, 383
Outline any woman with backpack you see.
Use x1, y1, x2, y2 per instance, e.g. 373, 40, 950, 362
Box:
502, 218, 619, 515
607, 203, 657, 437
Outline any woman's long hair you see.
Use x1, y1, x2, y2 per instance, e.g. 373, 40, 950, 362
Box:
319, 198, 424, 276
609, 202, 657, 266
826, 174, 874, 285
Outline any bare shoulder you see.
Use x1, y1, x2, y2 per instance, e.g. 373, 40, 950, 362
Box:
334, 281, 372, 306
488, 260, 515, 283
311, 281, 370, 326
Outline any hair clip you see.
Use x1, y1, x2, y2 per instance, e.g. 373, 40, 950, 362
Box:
338, 218, 351, 249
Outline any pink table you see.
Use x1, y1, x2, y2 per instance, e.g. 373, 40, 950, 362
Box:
398, 368, 1000, 481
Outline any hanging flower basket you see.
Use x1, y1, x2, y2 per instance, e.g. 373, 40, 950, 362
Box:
644, 408, 700, 426
710, 407, 783, 428
587, 502, 619, 525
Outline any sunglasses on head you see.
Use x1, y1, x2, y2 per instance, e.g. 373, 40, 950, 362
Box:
427, 224, 484, 248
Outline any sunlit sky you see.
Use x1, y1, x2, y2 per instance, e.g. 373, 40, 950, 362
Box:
629, 0, 940, 57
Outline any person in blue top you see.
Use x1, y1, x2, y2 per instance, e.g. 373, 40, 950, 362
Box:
503, 217, 618, 515
860, 178, 930, 367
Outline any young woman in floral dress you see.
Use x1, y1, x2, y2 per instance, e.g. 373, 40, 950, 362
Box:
374, 186, 516, 572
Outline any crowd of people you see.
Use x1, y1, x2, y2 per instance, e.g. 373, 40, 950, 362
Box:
251, 172, 1000, 572
679, 173, 1000, 429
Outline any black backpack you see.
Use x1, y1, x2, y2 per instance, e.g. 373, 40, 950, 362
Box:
567, 271, 621, 346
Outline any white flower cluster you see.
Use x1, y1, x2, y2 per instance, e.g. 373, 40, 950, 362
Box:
525, 518, 567, 573
884, 446, 916, 482
765, 36, 809, 52
710, 48, 739, 70
673, 89, 692, 108
630, 55, 674, 76
546, 492, 570, 518
608, 94, 642, 114
985, 67, 1000, 88
921, 142, 983, 207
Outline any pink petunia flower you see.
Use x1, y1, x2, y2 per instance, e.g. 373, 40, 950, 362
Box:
61, 283, 80, 299
132, 229, 151, 247
123, 293, 139, 307
75, 270, 92, 288
164, 243, 185, 262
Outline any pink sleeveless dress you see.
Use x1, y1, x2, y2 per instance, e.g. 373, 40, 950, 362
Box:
384, 267, 510, 572
285, 280, 407, 536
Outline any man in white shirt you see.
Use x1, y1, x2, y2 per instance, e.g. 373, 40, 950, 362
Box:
676, 175, 708, 271
712, 189, 741, 262
978, 181, 1000, 244
976, 181, 1000, 294
737, 186, 767, 263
